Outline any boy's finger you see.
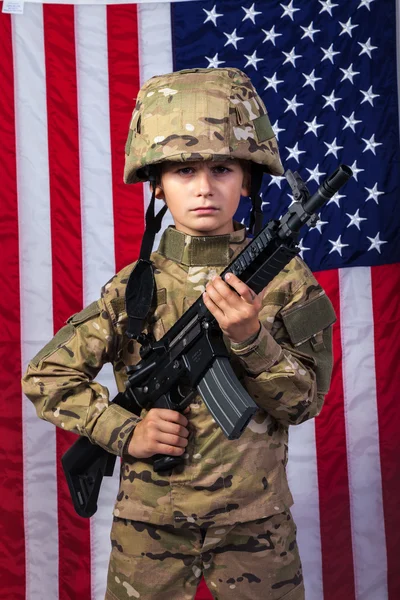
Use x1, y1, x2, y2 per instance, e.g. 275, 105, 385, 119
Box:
224, 273, 257, 304
205, 280, 228, 307
203, 291, 225, 321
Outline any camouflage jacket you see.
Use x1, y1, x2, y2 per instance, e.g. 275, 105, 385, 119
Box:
22, 224, 335, 527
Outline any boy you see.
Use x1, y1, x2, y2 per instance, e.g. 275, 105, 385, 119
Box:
22, 68, 335, 600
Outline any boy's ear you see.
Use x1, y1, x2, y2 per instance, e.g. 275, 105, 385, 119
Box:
241, 182, 251, 197
240, 160, 251, 197
150, 181, 165, 200
241, 170, 251, 197
154, 185, 165, 200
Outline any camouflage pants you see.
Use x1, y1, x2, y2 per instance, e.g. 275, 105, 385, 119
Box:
105, 510, 304, 600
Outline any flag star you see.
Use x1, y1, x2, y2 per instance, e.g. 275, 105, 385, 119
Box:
306, 164, 326, 184
327, 192, 345, 207
242, 3, 262, 24
365, 182, 384, 203
203, 5, 223, 26
261, 199, 270, 210
262, 25, 282, 46
301, 21, 320, 42
339, 17, 359, 38
358, 0, 376, 10
264, 73, 284, 92
280, 0, 300, 21
329, 235, 349, 256
346, 209, 367, 230
324, 137, 343, 158
268, 174, 286, 188
360, 85, 380, 106
223, 28, 244, 50
284, 94, 304, 115
244, 50, 263, 70
350, 160, 364, 181
313, 218, 329, 233
271, 119, 285, 140
304, 117, 324, 137
340, 63, 360, 84
298, 239, 311, 258
302, 69, 322, 90
342, 111, 362, 132
358, 37, 378, 58
282, 46, 302, 67
322, 90, 342, 110
319, 0, 338, 16
362, 133, 382, 155
285, 142, 306, 163
367, 232, 387, 253
287, 194, 297, 207
205, 53, 225, 69
321, 43, 340, 64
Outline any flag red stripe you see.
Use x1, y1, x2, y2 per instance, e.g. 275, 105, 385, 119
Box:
314, 270, 356, 600
0, 11, 26, 599
371, 263, 400, 600
107, 4, 144, 272
43, 6, 91, 599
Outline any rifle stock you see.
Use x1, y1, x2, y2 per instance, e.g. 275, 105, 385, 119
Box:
62, 165, 353, 517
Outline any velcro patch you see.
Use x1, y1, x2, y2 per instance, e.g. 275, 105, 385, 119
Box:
281, 294, 336, 346
253, 113, 274, 142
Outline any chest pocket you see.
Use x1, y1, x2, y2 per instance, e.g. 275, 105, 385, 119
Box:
281, 293, 336, 394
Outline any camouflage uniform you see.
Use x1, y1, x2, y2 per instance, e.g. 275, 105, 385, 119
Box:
22, 224, 335, 599
22, 68, 336, 599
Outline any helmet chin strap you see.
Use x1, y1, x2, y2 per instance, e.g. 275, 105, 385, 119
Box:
248, 164, 264, 236
125, 172, 168, 341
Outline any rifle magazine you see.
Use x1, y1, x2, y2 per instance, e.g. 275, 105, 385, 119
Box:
197, 357, 258, 440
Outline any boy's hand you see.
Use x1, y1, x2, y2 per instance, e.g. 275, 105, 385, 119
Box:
203, 273, 265, 344
127, 407, 190, 459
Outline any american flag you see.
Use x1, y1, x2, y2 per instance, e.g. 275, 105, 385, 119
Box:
0, 1, 399, 599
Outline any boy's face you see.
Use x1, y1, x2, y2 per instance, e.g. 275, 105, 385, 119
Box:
155, 160, 250, 236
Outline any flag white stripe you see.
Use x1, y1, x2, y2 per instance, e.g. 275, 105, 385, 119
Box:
138, 1, 175, 249
340, 267, 388, 599
75, 4, 115, 305
14, 5, 59, 600
287, 421, 323, 600
74, 6, 120, 600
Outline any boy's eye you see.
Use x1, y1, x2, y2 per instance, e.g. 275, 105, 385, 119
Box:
212, 165, 232, 174
177, 167, 194, 175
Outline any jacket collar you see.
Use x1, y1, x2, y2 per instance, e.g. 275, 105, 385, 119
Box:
157, 222, 246, 267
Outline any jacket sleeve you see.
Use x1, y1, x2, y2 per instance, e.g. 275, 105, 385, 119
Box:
230, 257, 336, 426
21, 296, 140, 456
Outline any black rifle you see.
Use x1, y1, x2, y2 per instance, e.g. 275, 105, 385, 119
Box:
62, 165, 352, 517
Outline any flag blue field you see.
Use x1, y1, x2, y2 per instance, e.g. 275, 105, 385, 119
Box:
172, 0, 400, 271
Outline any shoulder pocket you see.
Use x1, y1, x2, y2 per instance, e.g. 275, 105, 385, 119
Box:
281, 294, 336, 394
281, 294, 336, 347
31, 301, 101, 368
67, 301, 100, 325
31, 324, 75, 368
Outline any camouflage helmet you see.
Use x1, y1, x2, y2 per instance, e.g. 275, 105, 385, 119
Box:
124, 67, 284, 184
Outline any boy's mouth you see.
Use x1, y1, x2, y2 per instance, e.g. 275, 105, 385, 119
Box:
192, 206, 219, 212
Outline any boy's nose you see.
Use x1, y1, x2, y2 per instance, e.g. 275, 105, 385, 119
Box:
196, 169, 213, 197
